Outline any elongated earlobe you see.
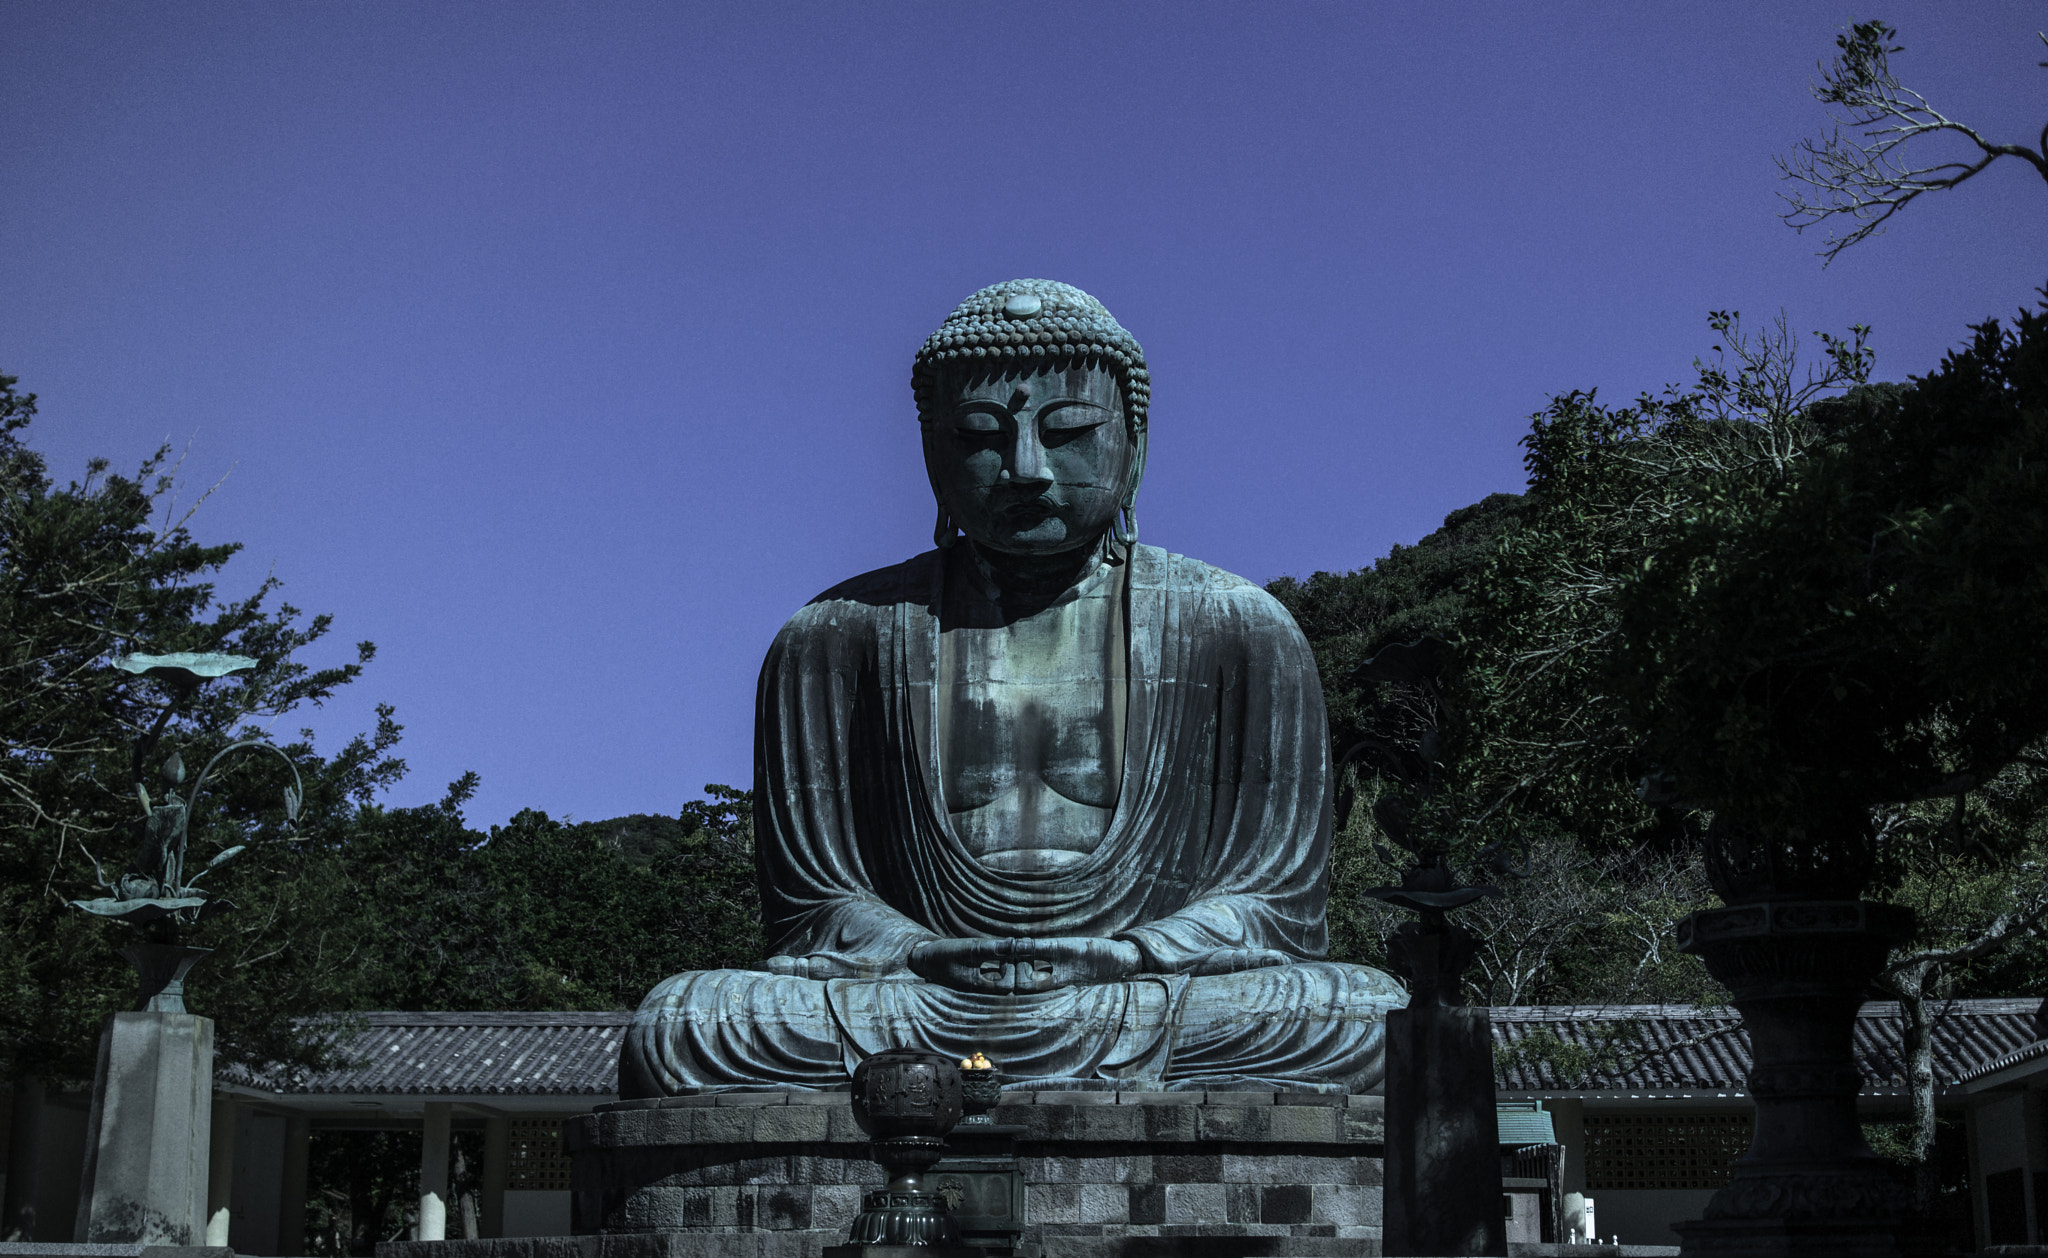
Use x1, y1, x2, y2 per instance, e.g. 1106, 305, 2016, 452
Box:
934, 504, 957, 549
1111, 504, 1138, 549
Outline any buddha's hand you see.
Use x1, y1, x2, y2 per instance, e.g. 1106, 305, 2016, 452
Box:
755, 955, 900, 980
908, 937, 1144, 994
1182, 947, 1292, 976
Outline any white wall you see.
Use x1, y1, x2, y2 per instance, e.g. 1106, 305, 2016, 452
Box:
503, 1189, 570, 1237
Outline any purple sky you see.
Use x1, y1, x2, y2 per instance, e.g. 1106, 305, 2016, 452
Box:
6, 3, 2043, 829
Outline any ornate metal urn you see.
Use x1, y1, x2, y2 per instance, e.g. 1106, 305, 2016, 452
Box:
846, 1047, 966, 1246
1674, 806, 1915, 1257
957, 1052, 1002, 1126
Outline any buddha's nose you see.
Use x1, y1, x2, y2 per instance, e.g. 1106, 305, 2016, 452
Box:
1004, 435, 1053, 491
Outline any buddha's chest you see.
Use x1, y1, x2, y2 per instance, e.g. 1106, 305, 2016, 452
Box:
932, 580, 1127, 873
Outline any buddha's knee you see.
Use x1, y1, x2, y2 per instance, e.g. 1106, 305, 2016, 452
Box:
1167, 961, 1401, 1092
1181, 959, 1405, 1020
622, 969, 845, 1096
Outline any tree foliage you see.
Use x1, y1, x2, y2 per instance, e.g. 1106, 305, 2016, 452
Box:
1450, 313, 1876, 852
1611, 309, 2048, 822
1270, 489, 1720, 1006
0, 374, 767, 1092
321, 784, 761, 1014
0, 374, 396, 1080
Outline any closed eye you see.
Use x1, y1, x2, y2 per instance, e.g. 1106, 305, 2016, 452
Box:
951, 402, 1009, 441
1038, 399, 1111, 447
1041, 419, 1106, 448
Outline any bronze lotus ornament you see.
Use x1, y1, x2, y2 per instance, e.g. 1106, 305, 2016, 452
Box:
72, 653, 305, 1009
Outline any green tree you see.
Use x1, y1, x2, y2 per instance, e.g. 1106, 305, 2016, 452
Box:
1608, 303, 2048, 1204
1270, 495, 1719, 1003
1611, 311, 2048, 825
1451, 312, 1875, 858
478, 786, 762, 1010
1431, 300, 2046, 1206
0, 373, 399, 1083
320, 782, 763, 1014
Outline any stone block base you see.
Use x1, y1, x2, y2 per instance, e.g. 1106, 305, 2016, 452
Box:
377, 1243, 1674, 1258
380, 1237, 842, 1258
74, 1013, 215, 1246
1673, 1216, 1899, 1258
557, 1089, 1386, 1258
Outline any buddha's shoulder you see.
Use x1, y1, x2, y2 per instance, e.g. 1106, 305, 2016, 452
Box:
770, 552, 941, 647
1133, 544, 1295, 625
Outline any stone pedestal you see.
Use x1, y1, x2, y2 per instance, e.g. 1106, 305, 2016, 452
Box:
821, 1245, 984, 1258
380, 1090, 1385, 1258
1381, 1005, 1504, 1257
1673, 900, 1913, 1258
72, 1012, 215, 1246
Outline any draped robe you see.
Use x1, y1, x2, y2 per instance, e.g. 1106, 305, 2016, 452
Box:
621, 544, 1403, 1095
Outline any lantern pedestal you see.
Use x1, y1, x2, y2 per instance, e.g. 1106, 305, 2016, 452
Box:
1674, 900, 1913, 1258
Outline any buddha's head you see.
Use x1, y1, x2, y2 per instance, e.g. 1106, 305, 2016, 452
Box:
913, 280, 1150, 557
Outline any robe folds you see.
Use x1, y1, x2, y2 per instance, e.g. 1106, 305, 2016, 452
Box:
621, 544, 1405, 1096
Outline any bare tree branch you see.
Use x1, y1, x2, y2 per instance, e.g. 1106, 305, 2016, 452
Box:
1778, 21, 2048, 263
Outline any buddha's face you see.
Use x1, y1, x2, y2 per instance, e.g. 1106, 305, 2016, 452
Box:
924, 362, 1135, 555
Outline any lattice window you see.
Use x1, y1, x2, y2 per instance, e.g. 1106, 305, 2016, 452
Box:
507, 1118, 570, 1191
1583, 1112, 1752, 1191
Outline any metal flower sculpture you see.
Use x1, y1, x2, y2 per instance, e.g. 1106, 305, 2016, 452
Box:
71, 653, 303, 931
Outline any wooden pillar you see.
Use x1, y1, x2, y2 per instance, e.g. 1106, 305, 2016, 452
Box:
1967, 1102, 1988, 1254
204, 1096, 236, 1245
277, 1115, 310, 1257
480, 1114, 509, 1239
1547, 1097, 1586, 1195
418, 1103, 451, 1241
2, 1078, 44, 1241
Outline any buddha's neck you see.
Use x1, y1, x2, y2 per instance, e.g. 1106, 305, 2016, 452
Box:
966, 536, 1113, 612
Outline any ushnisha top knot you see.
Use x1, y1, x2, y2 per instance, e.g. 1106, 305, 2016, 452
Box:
912, 279, 1151, 430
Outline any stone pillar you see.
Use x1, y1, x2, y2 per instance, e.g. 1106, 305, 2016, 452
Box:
278, 1114, 310, 1257
2, 1077, 44, 1241
418, 1102, 451, 1242
1384, 1001, 1507, 1256
73, 1011, 214, 1244
1381, 918, 1506, 1257
480, 1114, 509, 1239
1674, 899, 1913, 1258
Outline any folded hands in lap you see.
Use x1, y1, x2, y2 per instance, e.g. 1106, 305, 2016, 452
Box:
757, 939, 1290, 989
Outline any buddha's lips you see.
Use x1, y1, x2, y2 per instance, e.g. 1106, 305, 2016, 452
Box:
995, 499, 1056, 526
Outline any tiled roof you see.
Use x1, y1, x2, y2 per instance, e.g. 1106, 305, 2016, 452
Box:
227, 1000, 2046, 1099
235, 1011, 631, 1096
1491, 999, 2044, 1095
